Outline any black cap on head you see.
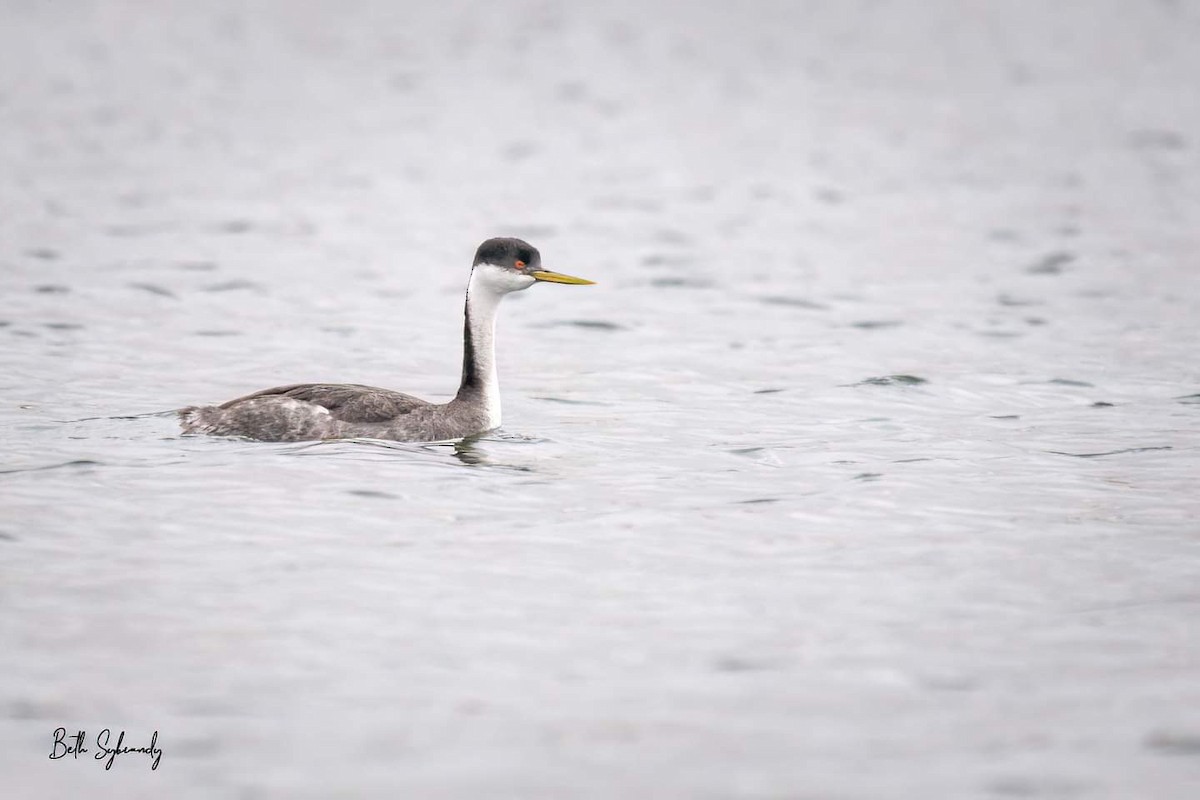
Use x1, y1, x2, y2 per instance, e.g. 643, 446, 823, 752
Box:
473, 237, 542, 269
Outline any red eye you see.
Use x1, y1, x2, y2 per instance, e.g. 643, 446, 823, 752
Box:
515, 260, 526, 269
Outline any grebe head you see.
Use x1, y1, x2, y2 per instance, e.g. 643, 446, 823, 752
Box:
470, 237, 594, 294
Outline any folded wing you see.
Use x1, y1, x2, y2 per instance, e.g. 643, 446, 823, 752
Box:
226, 383, 433, 423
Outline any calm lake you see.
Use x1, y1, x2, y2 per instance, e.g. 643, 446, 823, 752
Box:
3, 1, 1199, 797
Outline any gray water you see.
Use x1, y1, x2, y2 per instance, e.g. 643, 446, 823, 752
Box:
3, 1, 1200, 797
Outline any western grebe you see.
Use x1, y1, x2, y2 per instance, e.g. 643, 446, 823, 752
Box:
179, 237, 593, 442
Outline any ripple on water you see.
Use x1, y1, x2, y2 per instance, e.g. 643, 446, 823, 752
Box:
997, 294, 1040, 307
649, 277, 712, 288
128, 282, 177, 298
756, 296, 829, 310
0, 459, 102, 475
1047, 446, 1172, 459
1143, 730, 1200, 756
1026, 251, 1075, 274
531, 396, 607, 406
105, 222, 177, 237
214, 219, 254, 234
713, 656, 779, 673
538, 320, 625, 331
653, 228, 693, 246
345, 489, 399, 500
203, 280, 266, 293
850, 320, 903, 330
641, 253, 695, 267
853, 375, 928, 387
1127, 129, 1188, 151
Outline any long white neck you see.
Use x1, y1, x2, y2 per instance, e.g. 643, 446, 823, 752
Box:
455, 267, 505, 427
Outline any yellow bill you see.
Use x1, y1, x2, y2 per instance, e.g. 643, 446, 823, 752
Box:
531, 270, 595, 285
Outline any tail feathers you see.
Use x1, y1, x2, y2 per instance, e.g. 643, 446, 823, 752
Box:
177, 406, 217, 434
176, 398, 336, 441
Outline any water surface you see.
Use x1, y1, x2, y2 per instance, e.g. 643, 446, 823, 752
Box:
2, 1, 1199, 798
